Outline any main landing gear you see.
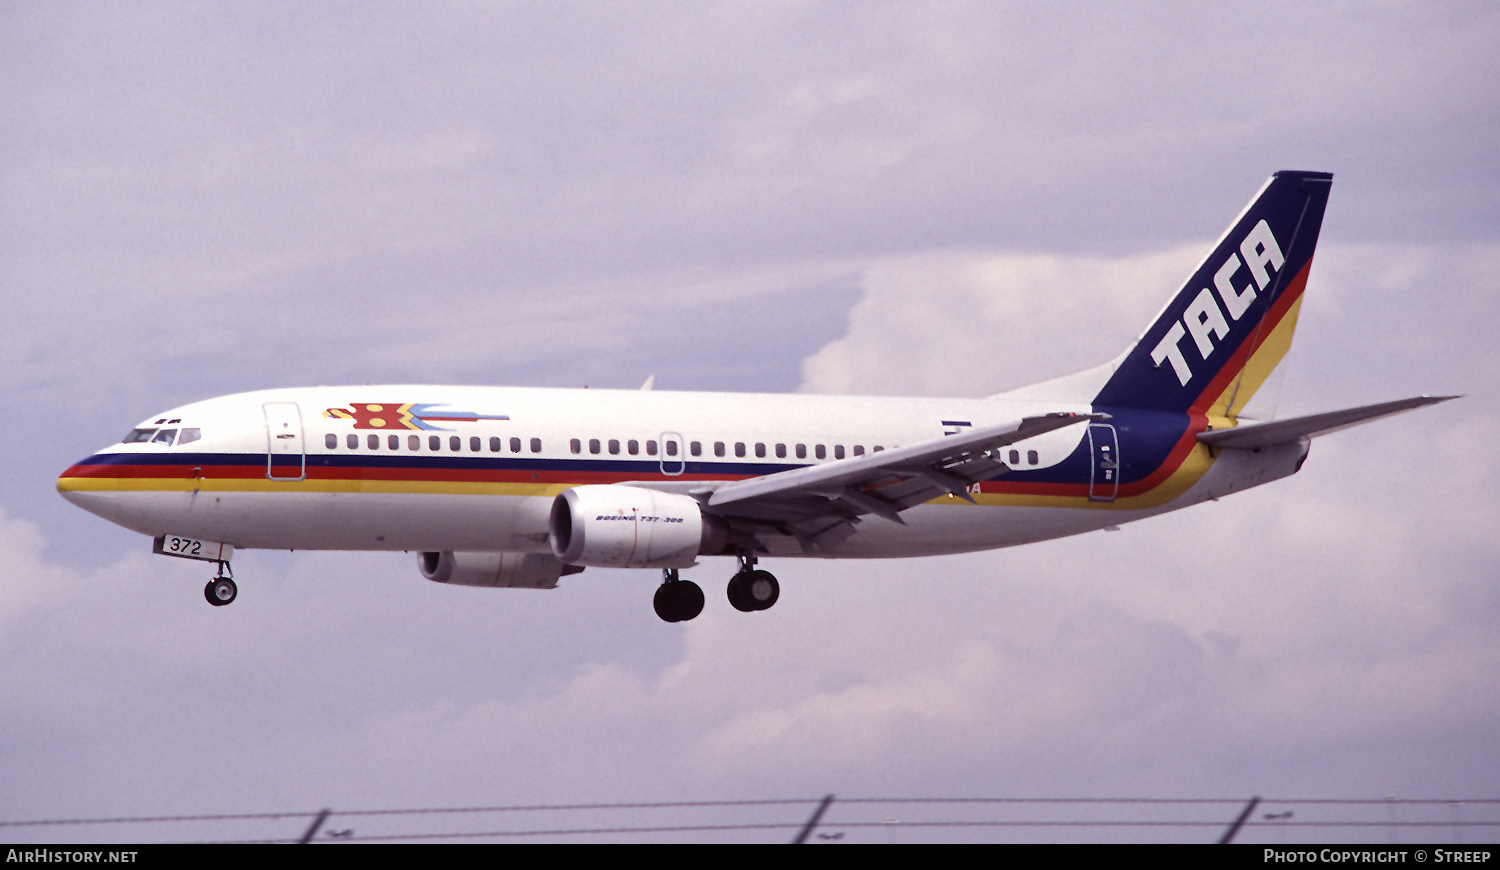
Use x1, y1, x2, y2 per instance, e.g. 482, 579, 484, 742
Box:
654, 569, 704, 623
652, 555, 781, 622
727, 554, 779, 613
204, 562, 237, 607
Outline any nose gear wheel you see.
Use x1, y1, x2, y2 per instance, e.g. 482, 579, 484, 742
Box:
205, 577, 237, 606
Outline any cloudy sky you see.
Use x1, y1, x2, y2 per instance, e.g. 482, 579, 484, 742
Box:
3, 1, 1497, 843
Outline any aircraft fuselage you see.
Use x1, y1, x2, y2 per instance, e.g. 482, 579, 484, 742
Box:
58, 385, 1304, 558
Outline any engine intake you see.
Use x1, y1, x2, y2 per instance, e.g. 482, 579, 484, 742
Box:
549, 485, 727, 568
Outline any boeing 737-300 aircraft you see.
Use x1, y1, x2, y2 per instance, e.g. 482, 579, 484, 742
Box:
58, 171, 1452, 621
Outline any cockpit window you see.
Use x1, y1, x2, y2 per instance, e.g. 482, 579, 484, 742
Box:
152, 429, 178, 445
177, 428, 202, 446
123, 428, 158, 444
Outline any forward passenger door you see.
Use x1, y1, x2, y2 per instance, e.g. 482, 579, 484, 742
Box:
264, 402, 305, 481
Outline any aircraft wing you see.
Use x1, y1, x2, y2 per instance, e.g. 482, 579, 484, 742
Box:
1197, 395, 1458, 450
701, 413, 1098, 551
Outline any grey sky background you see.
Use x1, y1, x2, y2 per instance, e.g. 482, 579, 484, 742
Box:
2, 1, 1497, 843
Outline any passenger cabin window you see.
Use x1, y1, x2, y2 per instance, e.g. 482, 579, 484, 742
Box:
530, 438, 542, 453
388, 434, 399, 450
589, 439, 601, 455
177, 428, 202, 447
325, 434, 337, 449
608, 439, 620, 455
628, 439, 639, 455
690, 441, 701, 456
450, 436, 461, 451
735, 442, 746, 458
646, 440, 658, 456
815, 444, 825, 460
714, 442, 725, 457
123, 428, 157, 444
853, 445, 865, 456
429, 435, 441, 450
834, 445, 845, 459
795, 444, 806, 459
1027, 450, 1039, 465
775, 443, 786, 459
491, 437, 502, 452
368, 434, 380, 450
570, 439, 581, 454
665, 441, 677, 456
408, 435, 420, 451
755, 443, 766, 458
347, 434, 358, 449
470, 437, 480, 452
508, 437, 519, 452
1009, 449, 1020, 465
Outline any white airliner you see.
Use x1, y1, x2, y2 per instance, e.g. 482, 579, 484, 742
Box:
58, 171, 1451, 621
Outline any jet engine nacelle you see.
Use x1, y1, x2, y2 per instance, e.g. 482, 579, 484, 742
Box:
549, 484, 728, 569
418, 550, 582, 589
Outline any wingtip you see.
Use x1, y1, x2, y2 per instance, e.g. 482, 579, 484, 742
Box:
1409, 394, 1462, 408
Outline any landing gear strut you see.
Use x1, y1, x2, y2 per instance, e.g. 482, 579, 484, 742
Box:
653, 568, 704, 623
204, 562, 237, 607
726, 553, 779, 612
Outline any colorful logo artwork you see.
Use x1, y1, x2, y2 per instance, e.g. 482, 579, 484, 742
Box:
323, 403, 510, 431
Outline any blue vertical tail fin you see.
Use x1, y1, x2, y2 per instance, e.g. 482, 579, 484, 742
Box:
1089, 170, 1333, 418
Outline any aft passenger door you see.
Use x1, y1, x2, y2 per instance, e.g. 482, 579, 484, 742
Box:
1088, 422, 1119, 502
264, 402, 306, 481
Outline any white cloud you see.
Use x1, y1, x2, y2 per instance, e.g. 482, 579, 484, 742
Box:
798, 245, 1203, 396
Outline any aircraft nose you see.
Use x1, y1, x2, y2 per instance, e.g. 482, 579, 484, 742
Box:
57, 458, 119, 522
58, 485, 106, 515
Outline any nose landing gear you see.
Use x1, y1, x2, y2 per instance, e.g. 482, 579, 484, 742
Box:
204, 563, 237, 607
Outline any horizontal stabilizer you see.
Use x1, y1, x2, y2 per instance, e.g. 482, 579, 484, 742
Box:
1198, 396, 1458, 449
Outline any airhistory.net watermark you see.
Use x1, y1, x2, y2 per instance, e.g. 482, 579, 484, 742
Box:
5, 852, 137, 864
